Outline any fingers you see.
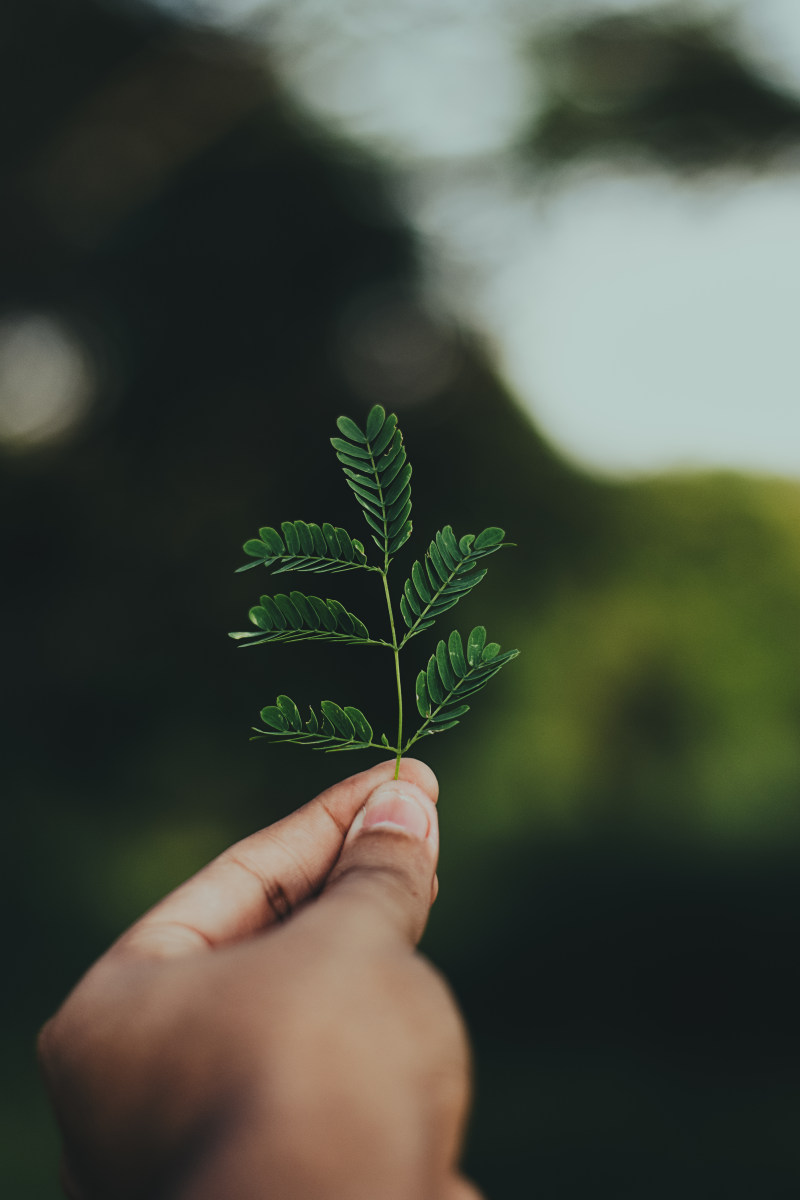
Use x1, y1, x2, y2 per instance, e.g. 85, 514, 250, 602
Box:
315, 774, 440, 950
115, 758, 438, 960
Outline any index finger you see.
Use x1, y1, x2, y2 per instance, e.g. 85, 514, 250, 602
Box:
113, 758, 437, 961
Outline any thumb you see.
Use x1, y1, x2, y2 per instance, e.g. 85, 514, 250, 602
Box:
319, 776, 439, 949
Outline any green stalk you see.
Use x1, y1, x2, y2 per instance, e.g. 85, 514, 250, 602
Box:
368, 430, 404, 778
381, 570, 403, 778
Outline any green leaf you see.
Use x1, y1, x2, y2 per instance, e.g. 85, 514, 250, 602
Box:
388, 522, 413, 554
321, 700, 355, 739
332, 409, 412, 562
403, 580, 421, 615
383, 459, 411, 497
343, 467, 380, 491
426, 657, 443, 705
323, 522, 340, 556
289, 591, 314, 625
336, 528, 355, 561
295, 521, 315, 555
438, 527, 459, 568
365, 405, 385, 441
260, 705, 286, 731
345, 706, 374, 743
362, 509, 387, 538
473, 526, 505, 550
261, 596, 286, 629
399, 527, 509, 643
336, 415, 367, 443
252, 697, 385, 752
334, 451, 372, 472
405, 631, 519, 745
428, 543, 448, 582
388, 499, 413, 534
435, 641, 456, 691
276, 695, 302, 730
238, 520, 369, 575
379, 429, 403, 466
331, 437, 371, 459
371, 413, 398, 456
448, 629, 468, 677
259, 527, 285, 554
281, 521, 300, 554
249, 605, 271, 629
411, 561, 431, 602
415, 670, 430, 717
347, 478, 384, 509
274, 594, 304, 626
234, 591, 374, 647
467, 626, 487, 667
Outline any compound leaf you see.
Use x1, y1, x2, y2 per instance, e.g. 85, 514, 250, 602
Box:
331, 405, 412, 563
252, 697, 383, 753
230, 592, 376, 647
399, 526, 512, 645
235, 411, 519, 764
237, 520, 370, 575
408, 628, 518, 740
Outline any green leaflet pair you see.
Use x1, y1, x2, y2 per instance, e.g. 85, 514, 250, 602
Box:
230, 405, 519, 777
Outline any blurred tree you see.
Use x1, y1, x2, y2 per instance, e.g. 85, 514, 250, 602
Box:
529, 11, 800, 168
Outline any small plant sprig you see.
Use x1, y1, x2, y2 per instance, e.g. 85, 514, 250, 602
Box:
230, 405, 518, 779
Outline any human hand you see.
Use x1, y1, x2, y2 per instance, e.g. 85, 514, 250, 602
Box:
38, 759, 482, 1200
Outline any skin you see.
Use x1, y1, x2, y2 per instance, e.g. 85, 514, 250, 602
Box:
38, 759, 483, 1200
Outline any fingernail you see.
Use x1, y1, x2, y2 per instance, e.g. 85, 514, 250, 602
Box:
362, 782, 431, 839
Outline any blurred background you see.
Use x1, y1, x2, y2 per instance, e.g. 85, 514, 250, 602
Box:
5, 0, 800, 1195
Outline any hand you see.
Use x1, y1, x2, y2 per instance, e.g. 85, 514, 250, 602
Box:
38, 759, 482, 1200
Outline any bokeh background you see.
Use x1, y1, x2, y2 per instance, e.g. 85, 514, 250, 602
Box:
5, 0, 800, 1195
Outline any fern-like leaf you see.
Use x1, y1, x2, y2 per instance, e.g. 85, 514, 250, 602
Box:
229, 591, 383, 647
330, 405, 412, 564
399, 526, 509, 644
237, 520, 370, 574
253, 695, 381, 752
409, 627, 518, 741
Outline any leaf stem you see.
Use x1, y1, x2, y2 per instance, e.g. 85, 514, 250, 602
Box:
381, 570, 403, 778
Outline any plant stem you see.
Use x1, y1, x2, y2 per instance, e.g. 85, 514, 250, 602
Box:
381, 570, 403, 778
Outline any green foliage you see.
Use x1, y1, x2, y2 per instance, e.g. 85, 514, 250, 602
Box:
230, 591, 378, 647
399, 526, 509, 643
255, 696, 378, 752
330, 408, 412, 562
414, 628, 520, 737
231, 405, 518, 773
237, 519, 369, 573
